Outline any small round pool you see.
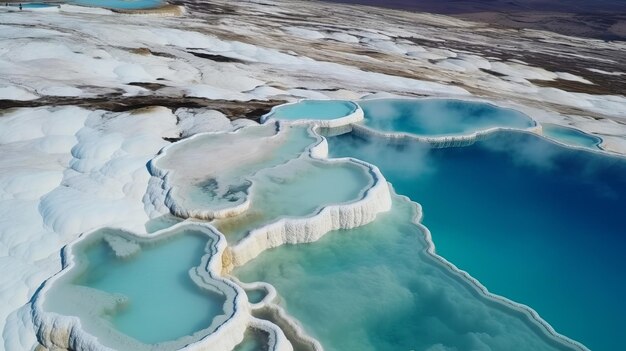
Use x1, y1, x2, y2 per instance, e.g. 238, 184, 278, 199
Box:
542, 123, 602, 149
70, 0, 163, 10
264, 100, 358, 122
22, 3, 58, 8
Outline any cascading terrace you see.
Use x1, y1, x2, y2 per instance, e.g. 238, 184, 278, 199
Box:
33, 97, 623, 351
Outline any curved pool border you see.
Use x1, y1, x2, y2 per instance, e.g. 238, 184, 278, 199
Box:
399, 187, 591, 351
144, 97, 605, 351
327, 120, 613, 351
57, 2, 185, 16
31, 222, 294, 351
351, 96, 542, 147
224, 124, 392, 269
540, 122, 604, 151
331, 126, 623, 351
261, 100, 364, 128
234, 188, 591, 351
148, 123, 289, 220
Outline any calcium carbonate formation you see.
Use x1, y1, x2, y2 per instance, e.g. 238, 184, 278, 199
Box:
32, 98, 596, 351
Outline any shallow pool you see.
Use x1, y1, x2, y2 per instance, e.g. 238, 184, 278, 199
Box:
233, 328, 269, 351
328, 130, 626, 351
21, 3, 58, 8
542, 123, 602, 149
359, 98, 534, 136
265, 100, 358, 121
214, 158, 370, 243
70, 0, 162, 10
154, 125, 317, 219
44, 228, 227, 348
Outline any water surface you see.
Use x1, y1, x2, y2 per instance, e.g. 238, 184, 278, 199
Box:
45, 228, 227, 348
71, 0, 162, 9
359, 99, 533, 137
328, 130, 626, 351
236, 196, 578, 351
542, 123, 602, 149
266, 100, 357, 121
214, 158, 370, 243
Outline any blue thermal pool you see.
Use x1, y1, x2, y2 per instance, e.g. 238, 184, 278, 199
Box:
328, 130, 626, 351
235, 195, 579, 351
21, 3, 58, 8
70, 0, 163, 10
244, 287, 267, 304
542, 123, 602, 149
264, 100, 358, 121
358, 98, 535, 136
43, 227, 228, 349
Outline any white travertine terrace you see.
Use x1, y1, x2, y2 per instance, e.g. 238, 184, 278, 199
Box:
27, 99, 600, 351
149, 119, 392, 270
148, 123, 316, 220
2, 0, 625, 346
225, 137, 392, 269
35, 117, 389, 351
31, 222, 294, 351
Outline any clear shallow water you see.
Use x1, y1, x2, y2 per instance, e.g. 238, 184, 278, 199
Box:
245, 288, 267, 304
45, 229, 226, 347
144, 214, 183, 233
328, 130, 626, 351
70, 0, 162, 9
157, 125, 317, 217
266, 100, 357, 121
214, 158, 370, 243
235, 195, 577, 351
21, 3, 57, 8
233, 329, 269, 351
359, 99, 534, 136
542, 123, 602, 149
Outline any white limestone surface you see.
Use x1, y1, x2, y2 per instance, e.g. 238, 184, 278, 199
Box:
1, 107, 180, 350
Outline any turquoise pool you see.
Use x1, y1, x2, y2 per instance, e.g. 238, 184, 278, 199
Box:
21, 3, 58, 8
70, 0, 163, 10
235, 195, 578, 351
542, 123, 602, 149
214, 158, 371, 243
359, 98, 535, 136
44, 228, 228, 348
264, 100, 358, 121
328, 130, 626, 351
